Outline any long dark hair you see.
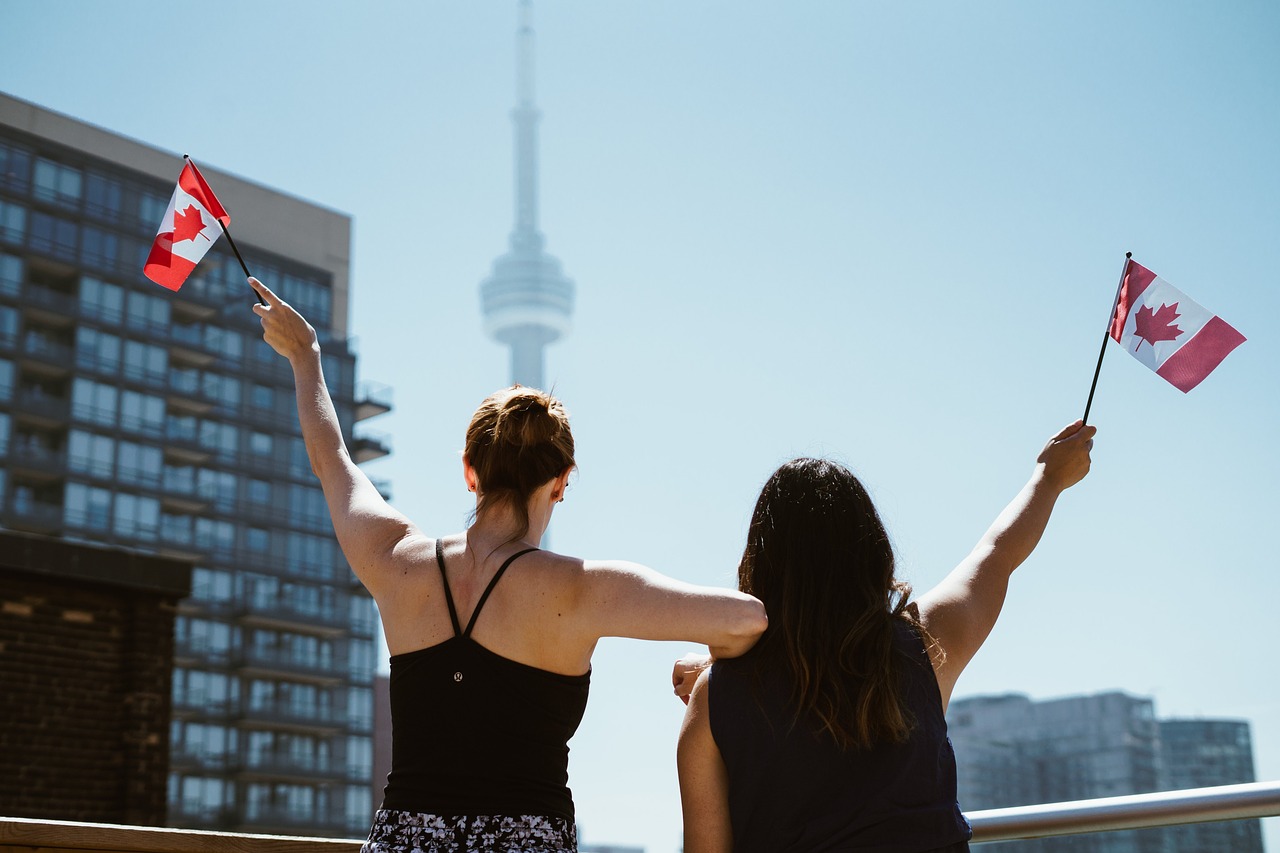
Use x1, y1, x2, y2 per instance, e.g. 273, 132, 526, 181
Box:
738, 457, 923, 750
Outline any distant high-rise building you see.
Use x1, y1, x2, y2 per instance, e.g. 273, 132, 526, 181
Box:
0, 90, 391, 837
1159, 719, 1264, 851
479, 0, 574, 390
947, 692, 1264, 853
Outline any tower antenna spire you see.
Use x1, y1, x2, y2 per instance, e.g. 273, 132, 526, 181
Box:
480, 0, 574, 391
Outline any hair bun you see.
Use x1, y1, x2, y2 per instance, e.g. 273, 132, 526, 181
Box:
492, 388, 563, 447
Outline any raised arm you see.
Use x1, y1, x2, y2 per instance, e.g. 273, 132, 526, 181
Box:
917, 420, 1095, 707
577, 560, 767, 659
250, 278, 419, 599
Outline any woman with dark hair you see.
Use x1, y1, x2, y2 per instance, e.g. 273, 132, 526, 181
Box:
674, 422, 1096, 852
248, 278, 767, 853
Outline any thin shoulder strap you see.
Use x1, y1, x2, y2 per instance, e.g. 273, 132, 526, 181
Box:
435, 539, 463, 637
462, 547, 538, 638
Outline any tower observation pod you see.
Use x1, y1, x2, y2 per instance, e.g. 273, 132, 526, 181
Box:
479, 0, 574, 391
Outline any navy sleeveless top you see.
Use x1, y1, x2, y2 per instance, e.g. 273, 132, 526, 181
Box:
709, 620, 971, 852
381, 540, 591, 821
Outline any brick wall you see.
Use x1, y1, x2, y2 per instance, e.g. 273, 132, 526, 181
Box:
0, 532, 190, 826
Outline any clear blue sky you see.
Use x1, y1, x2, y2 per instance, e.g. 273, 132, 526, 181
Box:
3, 2, 1278, 850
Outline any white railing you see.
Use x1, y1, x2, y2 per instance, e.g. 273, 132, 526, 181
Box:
967, 780, 1280, 843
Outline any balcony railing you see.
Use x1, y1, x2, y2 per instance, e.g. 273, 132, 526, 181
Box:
967, 779, 1280, 843
1, 782, 1274, 853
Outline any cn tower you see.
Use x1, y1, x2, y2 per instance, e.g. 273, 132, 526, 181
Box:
479, 0, 574, 391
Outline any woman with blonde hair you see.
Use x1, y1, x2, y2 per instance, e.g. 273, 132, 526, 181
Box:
250, 278, 766, 853
675, 422, 1095, 852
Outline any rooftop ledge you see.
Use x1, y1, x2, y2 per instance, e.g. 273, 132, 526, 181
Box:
0, 817, 363, 853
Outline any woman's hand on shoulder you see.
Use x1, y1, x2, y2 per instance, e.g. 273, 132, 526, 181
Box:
673, 652, 714, 705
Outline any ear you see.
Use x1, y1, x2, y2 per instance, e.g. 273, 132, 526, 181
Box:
462, 454, 479, 493
550, 466, 573, 502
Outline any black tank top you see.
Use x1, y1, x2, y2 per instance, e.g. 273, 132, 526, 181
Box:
709, 620, 971, 852
381, 540, 591, 821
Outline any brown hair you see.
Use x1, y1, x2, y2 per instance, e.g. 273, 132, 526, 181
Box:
739, 457, 928, 750
464, 386, 575, 539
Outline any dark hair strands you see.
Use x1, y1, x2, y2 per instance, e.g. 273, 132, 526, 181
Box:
740, 457, 933, 751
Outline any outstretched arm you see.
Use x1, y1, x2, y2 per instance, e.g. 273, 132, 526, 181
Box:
917, 420, 1096, 708
578, 561, 767, 659
250, 277, 419, 599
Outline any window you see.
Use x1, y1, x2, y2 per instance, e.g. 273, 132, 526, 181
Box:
33, 158, 82, 207
125, 289, 170, 334
68, 430, 115, 478
348, 686, 373, 730
120, 390, 164, 436
71, 378, 118, 426
64, 482, 112, 530
250, 383, 274, 410
202, 372, 240, 408
0, 412, 9, 458
290, 484, 328, 530
0, 142, 31, 193
191, 567, 233, 603
345, 785, 372, 833
0, 308, 15, 349
117, 440, 162, 486
79, 276, 124, 324
114, 492, 160, 540
84, 173, 122, 219
349, 638, 375, 679
247, 478, 271, 505
195, 517, 235, 551
123, 340, 167, 385
161, 511, 193, 545
0, 252, 20, 296
0, 199, 28, 245
249, 431, 272, 455
75, 327, 122, 373
205, 325, 243, 361
28, 212, 77, 259
246, 526, 269, 552
138, 192, 168, 230
199, 419, 238, 458
197, 468, 236, 510
80, 226, 119, 271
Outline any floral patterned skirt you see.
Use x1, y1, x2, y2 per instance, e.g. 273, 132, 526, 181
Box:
361, 809, 577, 853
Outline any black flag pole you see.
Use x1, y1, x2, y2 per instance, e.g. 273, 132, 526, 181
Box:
1081, 251, 1133, 425
183, 154, 267, 306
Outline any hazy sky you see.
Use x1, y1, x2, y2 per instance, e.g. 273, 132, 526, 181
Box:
3, 2, 1278, 850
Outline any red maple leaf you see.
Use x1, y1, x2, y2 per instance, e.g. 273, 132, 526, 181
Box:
172, 204, 209, 243
1132, 301, 1183, 351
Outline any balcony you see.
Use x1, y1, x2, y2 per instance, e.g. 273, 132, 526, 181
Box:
21, 284, 77, 328
1, 496, 64, 534
7, 444, 67, 480
235, 752, 348, 782
233, 647, 344, 685
19, 334, 73, 377
235, 705, 347, 735
236, 601, 350, 637
162, 422, 213, 465
13, 390, 70, 427
353, 380, 392, 422
351, 429, 390, 464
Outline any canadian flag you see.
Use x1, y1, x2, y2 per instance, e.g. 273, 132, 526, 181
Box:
1110, 259, 1245, 393
143, 159, 230, 291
